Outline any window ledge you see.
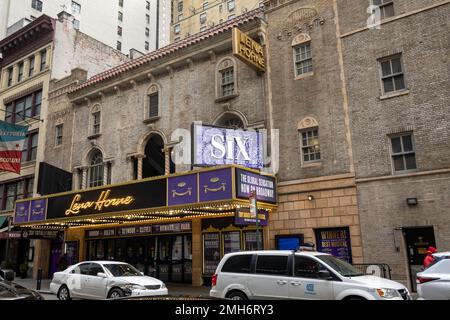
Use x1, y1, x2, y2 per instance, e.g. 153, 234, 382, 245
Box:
295, 71, 314, 80
301, 161, 322, 168
215, 93, 238, 103
21, 160, 36, 169
87, 133, 102, 140
380, 90, 410, 100
54, 144, 63, 149
143, 116, 161, 124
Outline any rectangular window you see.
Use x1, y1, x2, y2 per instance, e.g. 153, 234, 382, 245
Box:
379, 54, 405, 94
118, 11, 123, 21
93, 112, 101, 134
301, 128, 321, 163
221, 68, 234, 96
294, 43, 313, 76
255, 255, 288, 276
73, 19, 80, 30
31, 0, 43, 12
40, 50, 47, 71
5, 89, 42, 123
390, 133, 417, 172
71, 1, 81, 14
373, 0, 395, 19
146, 1, 150, 10
146, 14, 150, 24
7, 67, 13, 87
29, 56, 35, 77
2, 178, 34, 210
178, 1, 183, 12
22, 131, 39, 162
174, 24, 180, 34
227, 0, 235, 11
145, 41, 149, 51
116, 41, 122, 51
18, 62, 24, 82
200, 13, 207, 24
149, 92, 159, 118
203, 2, 209, 10
117, 26, 122, 36
55, 124, 63, 146
119, 0, 124, 7
145, 27, 150, 37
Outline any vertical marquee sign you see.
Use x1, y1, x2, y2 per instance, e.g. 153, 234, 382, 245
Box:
232, 28, 265, 72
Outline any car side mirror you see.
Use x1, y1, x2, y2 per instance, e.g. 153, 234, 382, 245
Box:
318, 270, 333, 280
97, 272, 107, 278
140, 272, 144, 276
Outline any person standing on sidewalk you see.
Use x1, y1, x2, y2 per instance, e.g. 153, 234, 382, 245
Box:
423, 246, 437, 269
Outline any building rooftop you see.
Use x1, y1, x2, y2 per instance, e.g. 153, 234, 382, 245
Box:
69, 8, 264, 94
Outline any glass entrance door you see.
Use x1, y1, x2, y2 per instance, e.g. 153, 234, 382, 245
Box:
156, 235, 192, 283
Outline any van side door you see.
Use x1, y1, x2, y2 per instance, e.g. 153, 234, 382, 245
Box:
289, 256, 334, 300
247, 254, 290, 299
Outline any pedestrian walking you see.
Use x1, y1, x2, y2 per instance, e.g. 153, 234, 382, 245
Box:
423, 246, 437, 269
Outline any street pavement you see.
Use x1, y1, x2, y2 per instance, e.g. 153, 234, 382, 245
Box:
14, 278, 211, 300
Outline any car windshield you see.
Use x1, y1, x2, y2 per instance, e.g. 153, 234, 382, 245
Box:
316, 255, 365, 277
103, 264, 141, 277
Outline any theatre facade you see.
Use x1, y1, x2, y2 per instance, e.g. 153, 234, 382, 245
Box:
14, 165, 276, 285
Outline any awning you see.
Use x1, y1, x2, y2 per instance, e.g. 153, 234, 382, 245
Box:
0, 215, 9, 229
11, 165, 277, 229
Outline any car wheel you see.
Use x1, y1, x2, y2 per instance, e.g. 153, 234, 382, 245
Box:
57, 285, 71, 301
226, 291, 248, 300
108, 288, 124, 299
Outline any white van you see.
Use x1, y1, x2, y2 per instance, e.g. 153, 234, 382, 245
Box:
210, 250, 411, 300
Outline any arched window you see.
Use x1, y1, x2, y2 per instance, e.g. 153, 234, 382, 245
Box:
88, 150, 104, 187
216, 58, 237, 99
215, 113, 245, 129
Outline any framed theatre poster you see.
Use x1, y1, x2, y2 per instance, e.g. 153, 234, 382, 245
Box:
203, 233, 221, 275
315, 227, 353, 264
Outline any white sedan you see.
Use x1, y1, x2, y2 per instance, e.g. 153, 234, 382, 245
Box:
50, 261, 168, 300
417, 252, 450, 300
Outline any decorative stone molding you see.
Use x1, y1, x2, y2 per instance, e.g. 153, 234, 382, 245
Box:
208, 50, 216, 64
184, 95, 193, 106
166, 66, 174, 78
292, 33, 311, 46
277, 7, 325, 41
298, 116, 319, 130
186, 58, 194, 71
113, 85, 122, 97
129, 80, 137, 91
385, 125, 415, 135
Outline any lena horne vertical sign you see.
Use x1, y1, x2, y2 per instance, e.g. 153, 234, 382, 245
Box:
0, 120, 29, 174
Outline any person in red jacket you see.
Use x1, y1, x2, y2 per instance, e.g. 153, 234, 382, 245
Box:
423, 246, 437, 269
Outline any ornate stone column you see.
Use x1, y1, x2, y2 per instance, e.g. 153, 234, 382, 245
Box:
163, 146, 172, 175
136, 154, 146, 180
81, 166, 88, 189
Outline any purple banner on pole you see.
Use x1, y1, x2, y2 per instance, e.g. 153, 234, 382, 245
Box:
235, 208, 268, 226
14, 201, 30, 224
29, 199, 47, 222
236, 168, 276, 204
199, 168, 233, 202
168, 174, 198, 206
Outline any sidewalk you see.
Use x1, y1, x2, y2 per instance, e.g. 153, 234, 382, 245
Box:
13, 277, 211, 297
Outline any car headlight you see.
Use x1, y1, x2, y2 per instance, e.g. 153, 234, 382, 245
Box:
124, 284, 146, 291
376, 288, 400, 299
160, 283, 166, 289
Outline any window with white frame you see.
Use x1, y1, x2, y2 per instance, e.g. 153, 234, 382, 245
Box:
55, 124, 63, 146
372, 0, 394, 19
88, 150, 104, 188
300, 128, 321, 163
379, 54, 406, 94
31, 0, 43, 12
227, 0, 235, 11
203, 2, 209, 10
71, 1, 81, 14
390, 133, 416, 172
294, 43, 313, 76
220, 68, 234, 97
174, 24, 181, 34
200, 13, 207, 24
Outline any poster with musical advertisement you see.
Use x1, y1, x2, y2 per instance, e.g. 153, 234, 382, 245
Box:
315, 227, 353, 263
203, 233, 220, 275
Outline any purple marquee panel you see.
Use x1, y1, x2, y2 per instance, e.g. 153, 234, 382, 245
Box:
193, 124, 265, 169
14, 201, 30, 224
199, 168, 233, 202
167, 173, 198, 206
235, 168, 277, 204
29, 199, 47, 222
235, 208, 268, 226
